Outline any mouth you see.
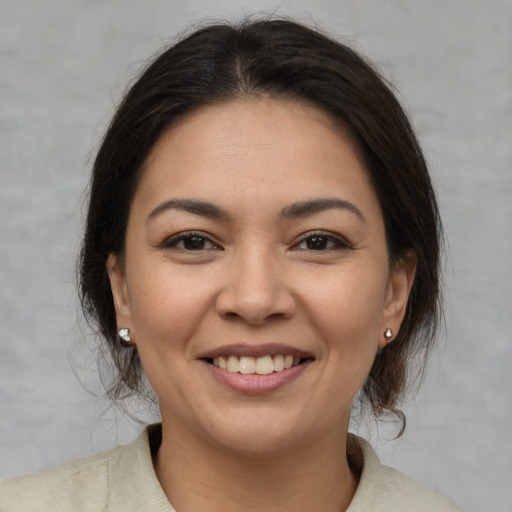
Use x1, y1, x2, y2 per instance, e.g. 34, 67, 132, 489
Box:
199, 344, 315, 389
200, 345, 314, 394
204, 354, 312, 375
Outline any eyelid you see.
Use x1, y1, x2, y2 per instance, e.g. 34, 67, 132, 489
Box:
158, 229, 351, 251
161, 230, 223, 250
291, 230, 353, 250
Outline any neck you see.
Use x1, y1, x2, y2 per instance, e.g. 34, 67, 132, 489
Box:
153, 419, 359, 512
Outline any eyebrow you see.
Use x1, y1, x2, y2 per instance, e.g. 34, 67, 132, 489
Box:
280, 198, 366, 223
147, 199, 231, 223
147, 197, 365, 224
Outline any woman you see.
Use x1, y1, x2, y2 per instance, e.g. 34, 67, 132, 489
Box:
0, 18, 461, 511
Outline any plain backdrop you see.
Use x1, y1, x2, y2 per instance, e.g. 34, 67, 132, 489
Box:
1, 1, 511, 511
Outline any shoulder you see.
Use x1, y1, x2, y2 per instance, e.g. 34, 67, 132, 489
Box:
374, 464, 462, 511
0, 425, 172, 512
347, 434, 463, 512
0, 445, 117, 512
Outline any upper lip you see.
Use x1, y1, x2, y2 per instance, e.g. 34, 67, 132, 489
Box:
198, 343, 314, 360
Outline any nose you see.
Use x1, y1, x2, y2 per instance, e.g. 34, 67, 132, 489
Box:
215, 247, 296, 325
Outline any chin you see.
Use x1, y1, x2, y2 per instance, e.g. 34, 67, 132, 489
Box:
200, 407, 324, 458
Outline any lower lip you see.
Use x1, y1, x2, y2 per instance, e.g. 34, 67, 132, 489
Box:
204, 360, 312, 395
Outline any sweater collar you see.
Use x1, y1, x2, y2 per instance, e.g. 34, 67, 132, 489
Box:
109, 424, 381, 511
109, 424, 176, 511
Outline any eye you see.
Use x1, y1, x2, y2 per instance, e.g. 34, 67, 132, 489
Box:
293, 232, 351, 251
163, 232, 221, 251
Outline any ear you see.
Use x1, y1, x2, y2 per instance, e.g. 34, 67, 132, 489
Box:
378, 251, 417, 348
106, 253, 133, 331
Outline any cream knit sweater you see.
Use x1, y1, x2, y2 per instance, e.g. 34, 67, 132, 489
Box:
0, 425, 462, 511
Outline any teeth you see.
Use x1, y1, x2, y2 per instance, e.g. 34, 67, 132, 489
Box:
211, 355, 304, 375
273, 354, 285, 371
239, 356, 256, 374
255, 355, 274, 375
227, 356, 239, 372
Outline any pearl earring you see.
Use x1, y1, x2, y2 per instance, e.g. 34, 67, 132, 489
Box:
384, 328, 393, 344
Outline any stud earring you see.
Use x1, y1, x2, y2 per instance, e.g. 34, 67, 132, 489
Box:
384, 328, 393, 344
117, 328, 133, 347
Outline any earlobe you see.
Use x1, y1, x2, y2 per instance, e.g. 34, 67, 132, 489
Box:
106, 253, 132, 326
379, 252, 416, 348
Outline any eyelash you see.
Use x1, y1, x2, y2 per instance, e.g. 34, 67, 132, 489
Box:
161, 231, 222, 251
161, 230, 351, 252
292, 231, 352, 251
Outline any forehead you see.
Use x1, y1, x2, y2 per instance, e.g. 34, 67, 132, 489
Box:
134, 99, 380, 219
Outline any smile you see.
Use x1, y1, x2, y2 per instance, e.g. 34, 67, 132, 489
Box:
200, 344, 314, 393
211, 355, 302, 375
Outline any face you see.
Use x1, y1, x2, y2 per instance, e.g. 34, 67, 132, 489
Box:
108, 99, 414, 455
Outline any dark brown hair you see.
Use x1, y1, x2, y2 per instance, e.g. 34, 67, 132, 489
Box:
79, 17, 442, 429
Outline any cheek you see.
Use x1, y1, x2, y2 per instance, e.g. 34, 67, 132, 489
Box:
125, 260, 217, 349
307, 265, 388, 339
305, 264, 388, 390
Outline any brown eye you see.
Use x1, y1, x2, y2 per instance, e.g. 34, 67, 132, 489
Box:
294, 232, 350, 251
163, 232, 221, 251
182, 235, 208, 250
306, 236, 330, 250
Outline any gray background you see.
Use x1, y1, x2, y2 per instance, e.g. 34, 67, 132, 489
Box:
1, 1, 511, 511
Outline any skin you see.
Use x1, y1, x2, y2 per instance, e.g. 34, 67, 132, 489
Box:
108, 99, 416, 511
